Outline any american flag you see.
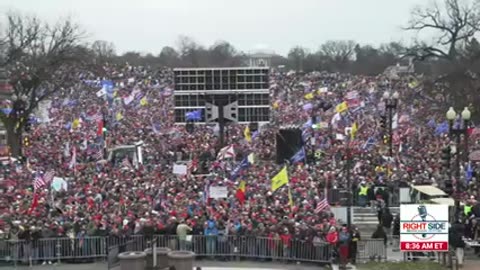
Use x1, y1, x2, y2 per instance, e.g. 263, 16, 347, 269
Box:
121, 156, 132, 169
187, 158, 198, 173
93, 146, 104, 160
314, 198, 330, 214
33, 173, 46, 190
91, 113, 103, 122
345, 90, 359, 100
43, 170, 55, 185
34, 170, 55, 190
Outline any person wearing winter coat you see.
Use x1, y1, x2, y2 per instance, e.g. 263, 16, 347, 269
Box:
349, 227, 361, 265
326, 226, 339, 262
381, 208, 393, 243
449, 221, 466, 267
338, 226, 351, 267
372, 225, 387, 246
204, 219, 218, 255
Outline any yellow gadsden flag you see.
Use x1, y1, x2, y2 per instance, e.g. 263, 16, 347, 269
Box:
272, 101, 280, 109
304, 92, 314, 100
271, 166, 289, 192
335, 101, 348, 113
140, 96, 148, 106
350, 122, 358, 140
72, 118, 80, 129
244, 125, 252, 143
116, 112, 123, 121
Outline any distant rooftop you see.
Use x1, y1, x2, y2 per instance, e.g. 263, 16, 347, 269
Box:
248, 48, 275, 58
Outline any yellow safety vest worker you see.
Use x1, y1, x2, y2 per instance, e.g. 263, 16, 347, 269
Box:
464, 205, 472, 216
359, 186, 368, 196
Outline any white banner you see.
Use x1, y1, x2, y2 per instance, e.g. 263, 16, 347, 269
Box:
173, 164, 187, 175
209, 186, 228, 199
96, 88, 106, 97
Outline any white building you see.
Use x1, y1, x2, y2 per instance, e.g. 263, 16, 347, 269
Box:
247, 49, 275, 67
384, 58, 415, 79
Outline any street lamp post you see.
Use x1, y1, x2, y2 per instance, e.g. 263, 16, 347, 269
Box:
383, 91, 399, 157
445, 107, 471, 212
346, 136, 352, 228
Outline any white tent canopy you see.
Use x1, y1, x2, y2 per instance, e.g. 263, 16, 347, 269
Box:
412, 185, 447, 197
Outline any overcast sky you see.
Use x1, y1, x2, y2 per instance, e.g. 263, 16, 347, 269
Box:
1, 0, 423, 55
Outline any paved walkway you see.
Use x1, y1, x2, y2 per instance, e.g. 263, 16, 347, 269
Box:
462, 260, 479, 270
1, 261, 328, 270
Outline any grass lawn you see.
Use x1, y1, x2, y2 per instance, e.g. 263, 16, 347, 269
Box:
357, 261, 447, 270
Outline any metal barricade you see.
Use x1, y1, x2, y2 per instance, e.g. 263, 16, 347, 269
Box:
0, 240, 18, 268
152, 235, 333, 263
1, 235, 389, 266
356, 239, 386, 261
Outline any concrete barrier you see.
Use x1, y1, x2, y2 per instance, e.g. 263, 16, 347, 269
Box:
167, 250, 195, 270
118, 251, 146, 270
145, 247, 171, 269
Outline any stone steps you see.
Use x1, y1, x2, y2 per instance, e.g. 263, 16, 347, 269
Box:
352, 207, 399, 237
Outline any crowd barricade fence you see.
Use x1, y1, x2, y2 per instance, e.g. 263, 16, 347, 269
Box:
0, 235, 387, 266
355, 239, 386, 261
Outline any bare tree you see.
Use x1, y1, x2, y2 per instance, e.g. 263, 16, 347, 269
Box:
405, 0, 480, 62
177, 35, 203, 67
404, 0, 480, 120
158, 46, 180, 67
91, 40, 116, 61
320, 40, 355, 65
0, 13, 89, 156
209, 41, 243, 67
287, 46, 307, 71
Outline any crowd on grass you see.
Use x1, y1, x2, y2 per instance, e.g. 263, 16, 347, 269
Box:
0, 65, 479, 266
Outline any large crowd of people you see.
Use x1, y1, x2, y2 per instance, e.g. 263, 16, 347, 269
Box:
0, 65, 479, 266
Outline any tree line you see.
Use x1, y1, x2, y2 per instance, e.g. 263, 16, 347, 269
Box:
96, 38, 408, 76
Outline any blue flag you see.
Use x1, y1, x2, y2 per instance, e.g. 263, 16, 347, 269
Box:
185, 110, 202, 121
230, 156, 251, 180
67, 100, 78, 107
102, 80, 114, 91
1, 108, 12, 115
28, 116, 38, 124
102, 80, 115, 104
290, 147, 306, 164
466, 162, 473, 183
303, 119, 313, 129
152, 123, 161, 134
452, 116, 462, 129
434, 121, 449, 136
251, 130, 259, 141
426, 119, 436, 128
362, 137, 376, 150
